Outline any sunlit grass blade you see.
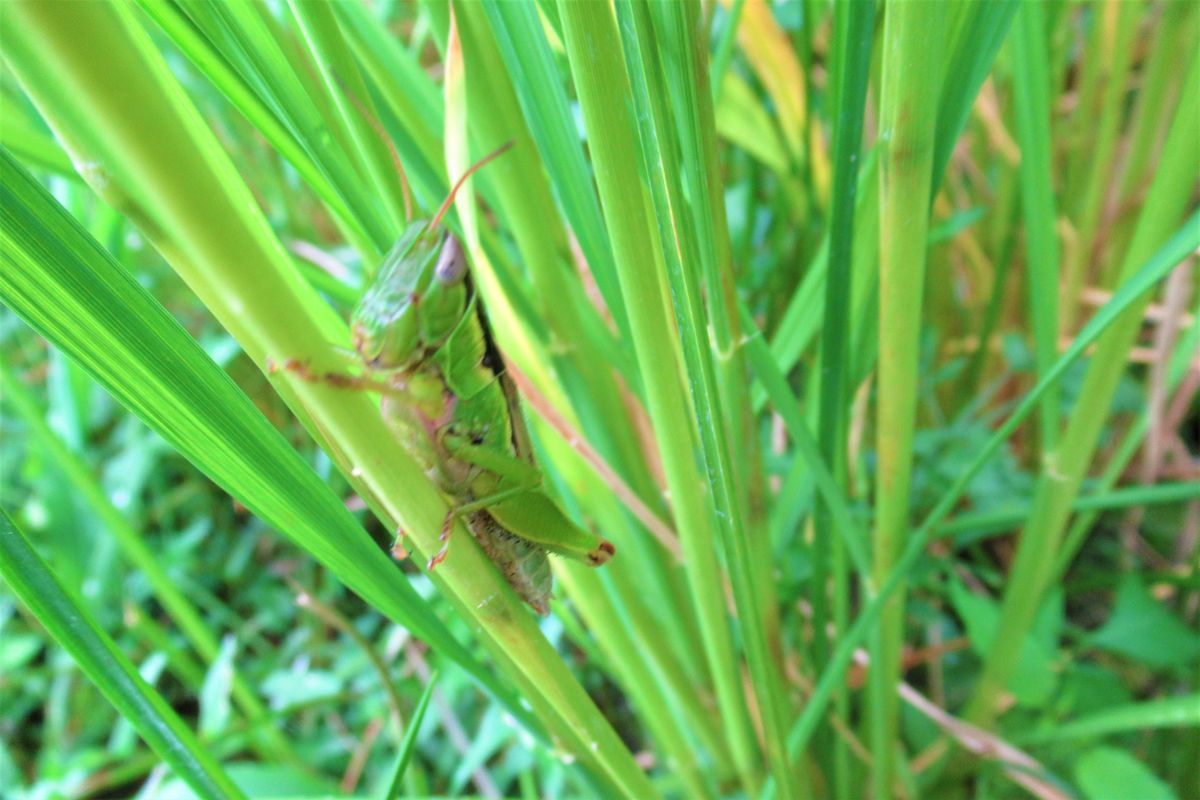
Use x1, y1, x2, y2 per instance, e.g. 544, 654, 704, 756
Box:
477, 0, 632, 348
615, 3, 794, 794
132, 0, 376, 257
0, 509, 246, 800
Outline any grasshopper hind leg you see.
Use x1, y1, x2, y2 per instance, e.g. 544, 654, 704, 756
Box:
468, 512, 552, 616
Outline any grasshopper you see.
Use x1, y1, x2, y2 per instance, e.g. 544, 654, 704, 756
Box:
290, 147, 613, 615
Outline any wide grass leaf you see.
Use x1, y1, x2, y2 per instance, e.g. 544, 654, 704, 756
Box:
1087, 575, 1200, 669
1074, 747, 1176, 800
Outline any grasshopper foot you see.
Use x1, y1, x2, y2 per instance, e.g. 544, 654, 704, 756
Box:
427, 509, 458, 569
427, 542, 449, 570
391, 526, 409, 560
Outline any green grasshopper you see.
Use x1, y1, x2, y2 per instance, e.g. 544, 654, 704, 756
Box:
290, 147, 613, 615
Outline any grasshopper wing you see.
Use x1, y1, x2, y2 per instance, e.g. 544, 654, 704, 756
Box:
487, 493, 615, 566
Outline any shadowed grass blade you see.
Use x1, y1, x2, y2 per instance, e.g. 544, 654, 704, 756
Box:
0, 509, 246, 800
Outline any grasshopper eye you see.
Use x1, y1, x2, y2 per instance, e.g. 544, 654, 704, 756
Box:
434, 235, 467, 285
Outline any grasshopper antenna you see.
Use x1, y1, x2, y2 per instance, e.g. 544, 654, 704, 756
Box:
335, 72, 414, 223
427, 141, 515, 234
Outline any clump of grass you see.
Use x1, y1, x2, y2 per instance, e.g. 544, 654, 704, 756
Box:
1, 2, 1197, 798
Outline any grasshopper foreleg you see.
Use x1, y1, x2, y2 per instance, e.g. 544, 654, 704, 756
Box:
276, 358, 405, 397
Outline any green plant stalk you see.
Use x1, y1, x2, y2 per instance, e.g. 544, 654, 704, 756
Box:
558, 565, 718, 799
651, 0, 788, 719
642, 3, 772, 606
0, 146, 509, 732
939, 482, 1200, 542
739, 306, 870, 577
964, 56, 1200, 727
1016, 692, 1200, 745
1010, 0, 1061, 452
871, 2, 945, 795
1059, 1, 1137, 332
0, 362, 294, 762
475, 0, 633, 347
0, 115, 80, 182
0, 510, 246, 800
452, 0, 675, 582
2, 5, 653, 794
556, 0, 761, 792
755, 153, 880, 415
777, 211, 1200, 776
930, 0, 1020, 192
710, 0, 746, 101
334, 0, 447, 201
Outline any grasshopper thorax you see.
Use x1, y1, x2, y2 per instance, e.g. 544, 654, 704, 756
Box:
351, 224, 469, 372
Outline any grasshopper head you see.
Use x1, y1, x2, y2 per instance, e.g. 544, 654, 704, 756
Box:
351, 227, 469, 371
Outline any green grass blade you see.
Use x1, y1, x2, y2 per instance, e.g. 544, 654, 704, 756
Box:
616, 3, 794, 793
810, 3, 874, 790
381, 670, 439, 800
1010, 0, 1061, 452
476, 0, 632, 347
931, 0, 1019, 192
3, 3, 653, 792
285, 0, 407, 233
132, 0, 376, 257
939, 482, 1200, 543
0, 509, 247, 800
1016, 694, 1200, 744
1052, 306, 1200, 580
